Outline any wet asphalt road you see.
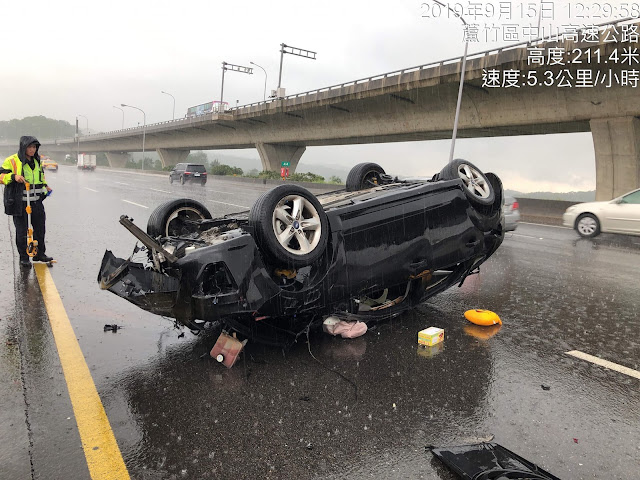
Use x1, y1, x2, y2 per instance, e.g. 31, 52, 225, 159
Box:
1, 165, 639, 480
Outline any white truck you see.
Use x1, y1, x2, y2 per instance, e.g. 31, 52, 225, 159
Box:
77, 154, 96, 171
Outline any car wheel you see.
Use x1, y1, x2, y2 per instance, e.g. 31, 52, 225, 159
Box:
201, 180, 206, 187
147, 198, 212, 238
576, 213, 600, 238
346, 162, 386, 191
180, 175, 185, 185
169, 175, 173, 184
249, 184, 329, 268
439, 159, 495, 207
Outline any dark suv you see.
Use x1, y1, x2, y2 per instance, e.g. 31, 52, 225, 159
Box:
169, 163, 208, 186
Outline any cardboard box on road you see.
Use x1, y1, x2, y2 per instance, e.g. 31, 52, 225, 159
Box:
418, 327, 444, 347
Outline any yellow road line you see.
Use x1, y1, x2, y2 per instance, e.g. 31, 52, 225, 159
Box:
34, 264, 130, 479
566, 350, 640, 380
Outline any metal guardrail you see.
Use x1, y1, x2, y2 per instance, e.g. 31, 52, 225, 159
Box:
5, 15, 634, 147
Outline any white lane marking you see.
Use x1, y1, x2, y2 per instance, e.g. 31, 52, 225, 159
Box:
84, 187, 98, 192
519, 222, 570, 229
122, 199, 149, 209
115, 181, 130, 186
566, 350, 640, 380
150, 188, 172, 194
510, 233, 544, 240
61, 180, 72, 184
208, 199, 250, 209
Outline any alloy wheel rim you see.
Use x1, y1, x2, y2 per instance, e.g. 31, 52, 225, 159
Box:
457, 164, 491, 199
578, 217, 597, 235
272, 195, 322, 255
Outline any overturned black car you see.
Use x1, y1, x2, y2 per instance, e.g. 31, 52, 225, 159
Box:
99, 160, 505, 345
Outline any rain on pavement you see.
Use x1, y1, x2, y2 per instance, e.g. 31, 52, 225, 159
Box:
1, 166, 639, 479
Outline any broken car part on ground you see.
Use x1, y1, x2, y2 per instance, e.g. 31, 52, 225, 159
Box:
430, 442, 560, 480
98, 160, 505, 346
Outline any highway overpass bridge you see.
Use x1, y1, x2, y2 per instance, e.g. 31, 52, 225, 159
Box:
7, 19, 640, 200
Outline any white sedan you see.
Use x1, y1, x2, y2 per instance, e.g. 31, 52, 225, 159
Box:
563, 188, 640, 238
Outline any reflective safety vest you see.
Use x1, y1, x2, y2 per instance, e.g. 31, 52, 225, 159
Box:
1, 154, 48, 199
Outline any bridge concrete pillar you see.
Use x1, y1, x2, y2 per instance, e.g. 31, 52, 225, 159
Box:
590, 117, 640, 201
157, 149, 190, 169
105, 152, 130, 168
256, 143, 305, 173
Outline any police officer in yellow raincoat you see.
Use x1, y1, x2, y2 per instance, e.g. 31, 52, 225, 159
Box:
1, 136, 53, 268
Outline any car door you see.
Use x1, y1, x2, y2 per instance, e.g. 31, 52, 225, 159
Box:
604, 189, 640, 234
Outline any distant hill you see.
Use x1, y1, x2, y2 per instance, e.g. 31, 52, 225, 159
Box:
505, 189, 595, 202
0, 116, 76, 143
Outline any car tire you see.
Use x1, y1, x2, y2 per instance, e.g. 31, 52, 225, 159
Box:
169, 175, 173, 184
439, 159, 495, 207
180, 175, 185, 185
147, 198, 212, 238
201, 180, 206, 187
249, 184, 329, 268
576, 213, 600, 238
346, 163, 386, 192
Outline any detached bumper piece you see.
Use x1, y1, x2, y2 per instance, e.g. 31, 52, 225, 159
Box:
430, 443, 560, 480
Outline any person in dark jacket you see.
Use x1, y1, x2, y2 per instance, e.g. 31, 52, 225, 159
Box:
1, 136, 53, 268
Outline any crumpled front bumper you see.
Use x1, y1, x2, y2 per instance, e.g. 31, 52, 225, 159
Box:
98, 251, 180, 318
98, 234, 283, 328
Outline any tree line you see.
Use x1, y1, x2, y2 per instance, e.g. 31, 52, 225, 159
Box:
0, 116, 76, 143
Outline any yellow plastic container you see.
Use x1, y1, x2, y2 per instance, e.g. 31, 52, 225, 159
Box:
464, 309, 502, 326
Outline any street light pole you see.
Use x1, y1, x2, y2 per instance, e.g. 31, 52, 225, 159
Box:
113, 106, 124, 129
75, 116, 79, 162
78, 114, 88, 135
249, 61, 267, 101
121, 104, 146, 171
77, 114, 88, 165
161, 91, 176, 120
430, 0, 468, 163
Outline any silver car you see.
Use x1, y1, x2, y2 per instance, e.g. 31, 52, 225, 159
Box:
503, 196, 520, 231
563, 188, 640, 238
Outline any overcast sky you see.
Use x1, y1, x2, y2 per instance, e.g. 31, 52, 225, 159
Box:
2, 0, 615, 192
